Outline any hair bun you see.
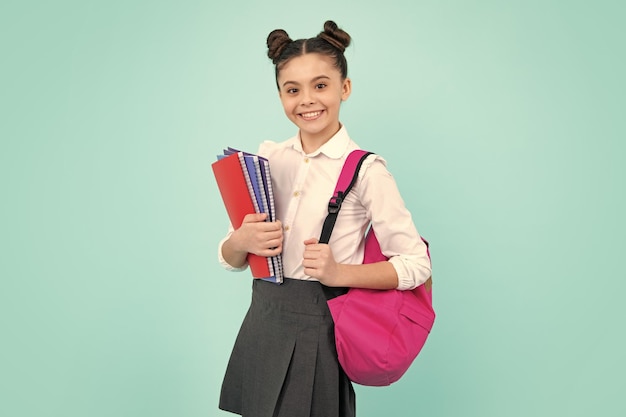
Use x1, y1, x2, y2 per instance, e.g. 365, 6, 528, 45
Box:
267, 29, 292, 64
318, 20, 351, 52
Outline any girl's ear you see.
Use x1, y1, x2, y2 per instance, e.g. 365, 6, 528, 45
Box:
341, 77, 352, 101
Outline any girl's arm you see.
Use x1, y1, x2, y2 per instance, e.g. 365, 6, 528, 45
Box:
361, 159, 431, 290
302, 156, 431, 290
335, 261, 399, 289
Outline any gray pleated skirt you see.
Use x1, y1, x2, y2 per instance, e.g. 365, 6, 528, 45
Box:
219, 278, 355, 417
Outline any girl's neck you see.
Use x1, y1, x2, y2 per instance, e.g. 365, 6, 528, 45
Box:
300, 123, 341, 154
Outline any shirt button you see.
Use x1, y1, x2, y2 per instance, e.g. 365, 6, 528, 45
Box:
284, 225, 290, 231
293, 191, 300, 197
304, 158, 310, 163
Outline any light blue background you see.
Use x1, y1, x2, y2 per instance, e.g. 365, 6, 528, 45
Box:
2, 1, 624, 416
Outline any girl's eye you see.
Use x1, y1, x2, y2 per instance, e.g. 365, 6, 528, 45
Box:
287, 88, 298, 94
316, 83, 327, 89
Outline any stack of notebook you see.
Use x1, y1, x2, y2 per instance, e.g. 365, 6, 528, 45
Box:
212, 148, 283, 284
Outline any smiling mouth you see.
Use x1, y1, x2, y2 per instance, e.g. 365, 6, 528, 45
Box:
299, 110, 323, 120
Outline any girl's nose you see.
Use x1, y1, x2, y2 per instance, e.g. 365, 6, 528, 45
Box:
300, 90, 315, 106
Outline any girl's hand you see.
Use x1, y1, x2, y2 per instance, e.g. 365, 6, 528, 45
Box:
302, 238, 341, 286
230, 213, 283, 257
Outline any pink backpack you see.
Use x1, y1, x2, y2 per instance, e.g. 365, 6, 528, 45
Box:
319, 150, 435, 386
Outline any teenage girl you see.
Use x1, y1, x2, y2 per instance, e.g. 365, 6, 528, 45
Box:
217, 20, 431, 417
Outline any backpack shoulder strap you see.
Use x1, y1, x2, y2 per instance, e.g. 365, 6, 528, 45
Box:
319, 150, 374, 244
335, 150, 373, 196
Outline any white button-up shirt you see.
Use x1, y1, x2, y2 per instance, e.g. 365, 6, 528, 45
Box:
218, 125, 431, 290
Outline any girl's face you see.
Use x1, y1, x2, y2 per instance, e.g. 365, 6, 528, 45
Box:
277, 53, 351, 151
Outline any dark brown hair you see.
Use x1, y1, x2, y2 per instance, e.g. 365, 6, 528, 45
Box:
266, 20, 351, 88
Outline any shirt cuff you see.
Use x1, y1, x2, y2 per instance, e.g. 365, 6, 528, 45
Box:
389, 255, 432, 291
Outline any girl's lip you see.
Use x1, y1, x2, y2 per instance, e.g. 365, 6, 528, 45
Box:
299, 110, 324, 120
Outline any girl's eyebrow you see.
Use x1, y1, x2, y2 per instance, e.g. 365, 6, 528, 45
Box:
282, 75, 331, 88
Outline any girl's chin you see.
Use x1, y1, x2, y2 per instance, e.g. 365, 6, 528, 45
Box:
298, 125, 340, 141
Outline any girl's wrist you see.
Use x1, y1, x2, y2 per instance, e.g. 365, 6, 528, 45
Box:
223, 233, 249, 268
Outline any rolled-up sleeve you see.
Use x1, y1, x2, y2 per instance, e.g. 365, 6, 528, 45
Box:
389, 248, 432, 290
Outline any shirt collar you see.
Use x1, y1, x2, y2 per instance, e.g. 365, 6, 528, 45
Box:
290, 124, 351, 159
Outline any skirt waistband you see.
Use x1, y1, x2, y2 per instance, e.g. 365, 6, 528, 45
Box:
252, 278, 331, 316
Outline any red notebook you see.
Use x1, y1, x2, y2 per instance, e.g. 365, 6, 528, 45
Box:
211, 153, 272, 278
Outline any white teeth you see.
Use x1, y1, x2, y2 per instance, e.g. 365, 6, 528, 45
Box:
301, 111, 321, 118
